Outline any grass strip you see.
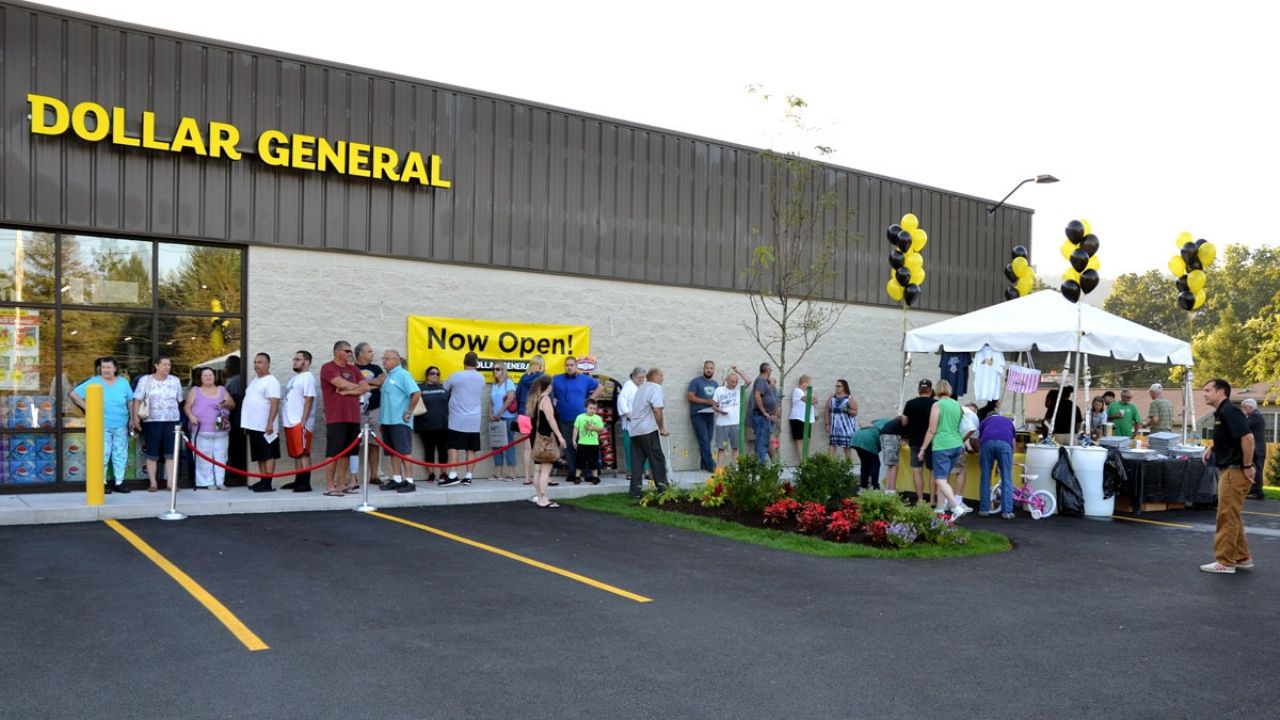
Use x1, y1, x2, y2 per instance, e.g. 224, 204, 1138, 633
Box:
560, 493, 1011, 559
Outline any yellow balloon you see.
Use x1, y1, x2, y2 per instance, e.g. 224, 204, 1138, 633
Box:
910, 267, 925, 285
1193, 289, 1206, 310
910, 228, 928, 253
904, 251, 924, 271
886, 278, 905, 301
1016, 275, 1034, 295
1187, 268, 1206, 293
1011, 256, 1029, 276
900, 213, 919, 232
1063, 268, 1081, 284
1081, 219, 1092, 237
1168, 256, 1186, 277
1060, 239, 1075, 260
1197, 241, 1217, 267
1177, 231, 1194, 248
1086, 255, 1100, 272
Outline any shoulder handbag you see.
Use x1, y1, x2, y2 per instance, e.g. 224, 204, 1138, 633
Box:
533, 432, 561, 463
411, 395, 427, 416
136, 376, 152, 420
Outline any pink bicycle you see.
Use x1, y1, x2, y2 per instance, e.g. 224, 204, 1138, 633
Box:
989, 465, 1057, 520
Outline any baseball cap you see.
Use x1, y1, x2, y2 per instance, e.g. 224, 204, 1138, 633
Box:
1149, 383, 1163, 391
918, 379, 933, 389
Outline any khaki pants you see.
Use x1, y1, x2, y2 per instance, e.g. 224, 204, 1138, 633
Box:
1214, 467, 1252, 565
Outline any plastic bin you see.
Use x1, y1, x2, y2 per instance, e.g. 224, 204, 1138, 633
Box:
1024, 444, 1059, 497
1071, 445, 1112, 518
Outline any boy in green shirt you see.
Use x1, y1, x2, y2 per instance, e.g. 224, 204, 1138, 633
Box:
1107, 389, 1142, 437
573, 399, 605, 485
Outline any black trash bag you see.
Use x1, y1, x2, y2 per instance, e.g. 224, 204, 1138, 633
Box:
1102, 447, 1128, 500
1052, 447, 1085, 517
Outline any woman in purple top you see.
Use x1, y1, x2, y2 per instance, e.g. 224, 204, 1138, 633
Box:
977, 400, 1016, 517
184, 367, 236, 490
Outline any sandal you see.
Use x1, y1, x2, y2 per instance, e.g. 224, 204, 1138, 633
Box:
324, 491, 345, 497
504, 476, 516, 482
536, 501, 560, 509
521, 479, 533, 485
344, 486, 359, 495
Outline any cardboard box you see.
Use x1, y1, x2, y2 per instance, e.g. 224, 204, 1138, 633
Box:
7, 460, 39, 484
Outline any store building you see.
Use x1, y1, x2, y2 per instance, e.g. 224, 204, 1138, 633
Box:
0, 0, 1033, 490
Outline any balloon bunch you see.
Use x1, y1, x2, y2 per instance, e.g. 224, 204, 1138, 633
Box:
1002, 245, 1034, 300
884, 213, 928, 307
1167, 232, 1215, 311
1058, 219, 1101, 303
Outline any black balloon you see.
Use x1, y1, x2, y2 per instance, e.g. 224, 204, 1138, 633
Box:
1175, 275, 1190, 293
1177, 290, 1196, 311
889, 250, 905, 270
1069, 248, 1090, 273
895, 266, 912, 287
1061, 279, 1081, 303
1003, 263, 1019, 284
1080, 234, 1100, 257
903, 283, 922, 307
1195, 238, 1207, 247
887, 224, 903, 244
1004, 287, 1021, 301
1180, 242, 1198, 265
1080, 269, 1100, 294
1012, 245, 1030, 259
1065, 220, 1086, 244
1187, 257, 1203, 272
896, 230, 913, 252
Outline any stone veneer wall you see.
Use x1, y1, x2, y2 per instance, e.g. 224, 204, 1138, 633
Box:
247, 246, 953, 476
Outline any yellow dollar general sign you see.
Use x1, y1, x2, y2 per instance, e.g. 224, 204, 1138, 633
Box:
407, 317, 591, 383
26, 93, 450, 188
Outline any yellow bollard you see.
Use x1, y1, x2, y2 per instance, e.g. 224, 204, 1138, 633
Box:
85, 383, 104, 506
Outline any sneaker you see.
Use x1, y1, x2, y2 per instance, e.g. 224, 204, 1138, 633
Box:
950, 504, 970, 521
1236, 558, 1255, 571
956, 502, 973, 513
462, 474, 473, 485
1199, 562, 1236, 574
978, 510, 994, 517
379, 480, 403, 492
397, 482, 417, 493
280, 481, 298, 491
114, 483, 130, 494
1001, 512, 1016, 519
933, 506, 947, 515
439, 475, 462, 487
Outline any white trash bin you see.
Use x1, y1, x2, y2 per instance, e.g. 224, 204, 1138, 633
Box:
1071, 445, 1112, 518
1024, 444, 1059, 497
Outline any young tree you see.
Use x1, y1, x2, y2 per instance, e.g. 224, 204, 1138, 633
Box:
741, 93, 855, 394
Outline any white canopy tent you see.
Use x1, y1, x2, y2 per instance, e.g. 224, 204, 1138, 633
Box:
902, 290, 1196, 443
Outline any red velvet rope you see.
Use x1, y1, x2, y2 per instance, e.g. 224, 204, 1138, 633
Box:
183, 434, 361, 478
372, 431, 530, 468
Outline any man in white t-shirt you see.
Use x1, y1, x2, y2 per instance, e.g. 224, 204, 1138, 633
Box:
712, 366, 749, 470
280, 350, 318, 493
241, 352, 282, 492
628, 367, 670, 499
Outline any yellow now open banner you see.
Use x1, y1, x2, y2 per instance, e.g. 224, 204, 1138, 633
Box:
406, 316, 590, 382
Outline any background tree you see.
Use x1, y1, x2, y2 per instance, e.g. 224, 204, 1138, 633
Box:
1100, 270, 1189, 387
741, 92, 856, 395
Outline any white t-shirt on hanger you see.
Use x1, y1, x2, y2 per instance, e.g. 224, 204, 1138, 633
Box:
973, 345, 1006, 402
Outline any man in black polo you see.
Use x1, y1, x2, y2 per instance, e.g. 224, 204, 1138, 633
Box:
1200, 379, 1256, 574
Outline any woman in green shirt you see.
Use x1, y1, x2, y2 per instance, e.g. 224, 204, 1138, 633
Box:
917, 379, 970, 520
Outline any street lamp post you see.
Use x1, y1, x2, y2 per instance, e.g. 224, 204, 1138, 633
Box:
987, 174, 1059, 215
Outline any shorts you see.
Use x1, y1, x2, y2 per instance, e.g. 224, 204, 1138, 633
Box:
361, 407, 381, 431
247, 429, 281, 462
931, 447, 964, 478
142, 420, 178, 459
285, 424, 312, 458
448, 429, 481, 451
381, 424, 413, 455
325, 422, 362, 457
950, 450, 971, 475
789, 419, 808, 440
909, 444, 932, 470
879, 434, 900, 467
714, 424, 739, 450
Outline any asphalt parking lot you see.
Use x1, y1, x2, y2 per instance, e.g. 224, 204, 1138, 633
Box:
3, 498, 1279, 720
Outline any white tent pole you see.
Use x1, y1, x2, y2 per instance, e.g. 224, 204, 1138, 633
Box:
1083, 353, 1092, 438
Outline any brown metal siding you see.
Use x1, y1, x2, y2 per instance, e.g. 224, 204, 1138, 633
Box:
1, 2, 1032, 313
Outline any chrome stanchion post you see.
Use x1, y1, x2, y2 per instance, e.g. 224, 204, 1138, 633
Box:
159, 425, 187, 521
355, 423, 376, 513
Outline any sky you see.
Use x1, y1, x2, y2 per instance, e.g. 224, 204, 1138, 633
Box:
34, 0, 1280, 280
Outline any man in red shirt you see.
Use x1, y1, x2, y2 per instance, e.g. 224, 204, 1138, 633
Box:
321, 340, 370, 496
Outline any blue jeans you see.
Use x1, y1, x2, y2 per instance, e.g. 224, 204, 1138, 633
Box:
751, 413, 773, 462
979, 440, 1014, 514
494, 420, 517, 468
691, 412, 716, 471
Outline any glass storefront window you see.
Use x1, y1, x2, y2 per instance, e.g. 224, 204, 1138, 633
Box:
160, 316, 243, 386
61, 235, 153, 307
0, 432, 58, 486
1, 308, 57, 430
0, 228, 57, 303
158, 243, 242, 313
60, 309, 153, 428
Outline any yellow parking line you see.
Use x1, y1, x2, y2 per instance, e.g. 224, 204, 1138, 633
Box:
1111, 515, 1193, 529
369, 511, 652, 604
1243, 510, 1280, 518
104, 519, 269, 652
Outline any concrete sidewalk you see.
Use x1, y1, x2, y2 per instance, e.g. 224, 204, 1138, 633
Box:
0, 470, 718, 526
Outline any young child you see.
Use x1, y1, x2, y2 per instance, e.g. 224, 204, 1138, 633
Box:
572, 399, 605, 485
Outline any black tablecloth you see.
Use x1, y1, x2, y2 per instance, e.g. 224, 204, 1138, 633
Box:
1108, 457, 1211, 512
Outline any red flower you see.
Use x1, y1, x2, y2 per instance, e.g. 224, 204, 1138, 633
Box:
797, 502, 828, 534
783, 481, 794, 496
